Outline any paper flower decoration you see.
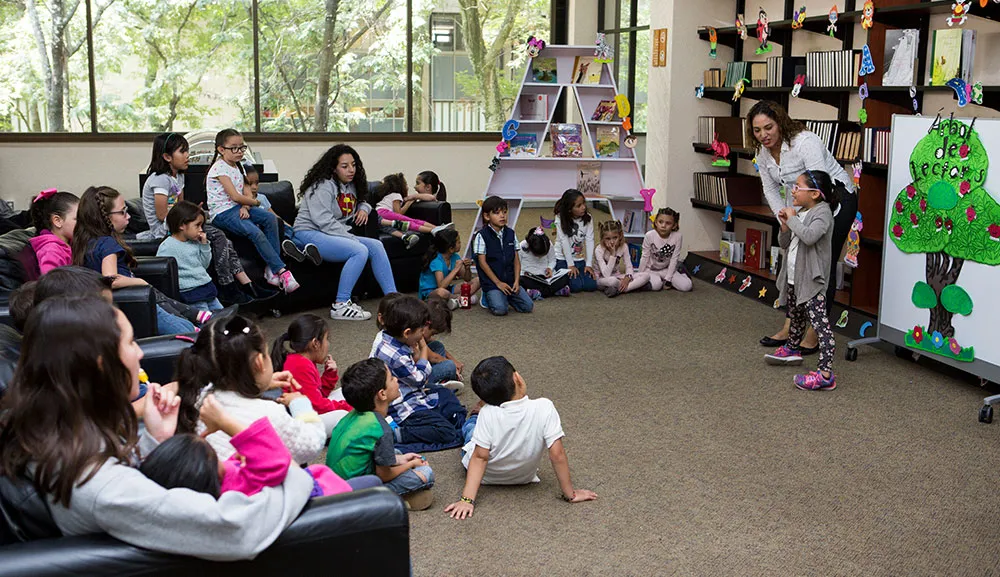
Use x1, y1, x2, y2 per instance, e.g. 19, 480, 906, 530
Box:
931, 331, 945, 348
949, 337, 962, 355
913, 325, 924, 343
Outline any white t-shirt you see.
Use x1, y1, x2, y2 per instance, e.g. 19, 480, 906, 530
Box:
375, 193, 403, 213
141, 172, 184, 239
462, 396, 565, 485
206, 160, 244, 220
553, 216, 593, 264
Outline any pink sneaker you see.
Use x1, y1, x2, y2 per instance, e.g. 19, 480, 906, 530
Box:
764, 345, 803, 365
278, 269, 300, 294
556, 286, 571, 297
263, 267, 281, 287
794, 370, 836, 391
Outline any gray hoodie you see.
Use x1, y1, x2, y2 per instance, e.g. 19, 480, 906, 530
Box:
45, 430, 313, 561
294, 179, 372, 238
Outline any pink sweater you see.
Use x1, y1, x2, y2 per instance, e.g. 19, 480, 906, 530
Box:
29, 230, 72, 275
639, 230, 682, 279
594, 244, 633, 279
221, 417, 351, 497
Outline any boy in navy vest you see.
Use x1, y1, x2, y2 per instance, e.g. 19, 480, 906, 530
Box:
473, 197, 534, 316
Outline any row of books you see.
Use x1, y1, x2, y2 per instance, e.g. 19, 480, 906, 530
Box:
804, 120, 840, 155
621, 209, 647, 235
719, 240, 746, 265
862, 127, 891, 165
805, 49, 862, 88
511, 124, 619, 158
766, 56, 805, 88
696, 117, 748, 148
724, 61, 750, 88
748, 62, 769, 88
721, 229, 772, 270
834, 131, 863, 162
529, 55, 606, 85
693, 172, 763, 207
703, 68, 724, 88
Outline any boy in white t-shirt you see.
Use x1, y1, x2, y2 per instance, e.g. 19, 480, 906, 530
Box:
444, 356, 597, 519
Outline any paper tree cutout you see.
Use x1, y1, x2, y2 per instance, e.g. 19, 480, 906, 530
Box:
639, 188, 656, 212
888, 116, 1000, 362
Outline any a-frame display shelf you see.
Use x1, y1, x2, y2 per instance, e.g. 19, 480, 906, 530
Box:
463, 44, 649, 257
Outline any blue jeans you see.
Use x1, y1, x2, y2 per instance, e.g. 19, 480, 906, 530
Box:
345, 475, 383, 491
385, 450, 434, 496
428, 340, 457, 384
293, 229, 397, 302
189, 298, 223, 312
484, 287, 534, 316
460, 414, 479, 460
155, 305, 195, 335
212, 205, 285, 273
555, 259, 598, 292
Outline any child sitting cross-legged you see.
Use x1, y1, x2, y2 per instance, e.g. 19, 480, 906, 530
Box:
444, 356, 597, 520
370, 295, 466, 451
327, 358, 435, 511
593, 220, 650, 297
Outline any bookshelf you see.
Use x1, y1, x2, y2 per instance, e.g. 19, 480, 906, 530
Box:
462, 45, 649, 257
688, 0, 1000, 333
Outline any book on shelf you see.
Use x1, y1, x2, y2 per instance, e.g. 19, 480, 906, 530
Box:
523, 269, 570, 285
693, 173, 764, 206
595, 126, 620, 158
519, 94, 548, 121
882, 29, 919, 87
804, 120, 840, 155
725, 61, 749, 88
750, 62, 768, 88
770, 246, 781, 275
961, 29, 976, 84
572, 56, 602, 84
765, 56, 805, 88
720, 240, 744, 264
532, 57, 558, 83
805, 49, 861, 88
930, 28, 962, 86
697, 117, 747, 148
834, 131, 862, 162
502, 134, 538, 158
744, 228, 769, 270
576, 162, 601, 196
622, 209, 646, 234
863, 127, 891, 165
591, 100, 617, 121
551, 124, 584, 157
703, 68, 723, 87
627, 243, 642, 269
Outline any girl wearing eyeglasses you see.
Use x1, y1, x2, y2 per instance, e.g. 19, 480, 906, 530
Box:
206, 128, 300, 295
764, 170, 839, 391
747, 101, 858, 355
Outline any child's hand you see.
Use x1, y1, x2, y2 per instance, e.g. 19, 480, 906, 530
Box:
197, 232, 208, 244
463, 258, 473, 268
276, 391, 304, 406
143, 383, 181, 443
567, 265, 579, 278
454, 259, 465, 273
454, 359, 465, 375
444, 500, 475, 520
199, 394, 235, 437
511, 279, 520, 293
584, 266, 595, 278
496, 281, 513, 295
778, 207, 795, 222
354, 211, 369, 226
544, 268, 553, 278
566, 489, 598, 503
269, 370, 301, 391
324, 355, 337, 373
618, 276, 631, 292
239, 206, 250, 220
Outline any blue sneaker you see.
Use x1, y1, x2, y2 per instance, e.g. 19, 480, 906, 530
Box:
794, 370, 837, 391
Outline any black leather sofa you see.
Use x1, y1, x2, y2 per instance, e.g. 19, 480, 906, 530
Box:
0, 486, 410, 576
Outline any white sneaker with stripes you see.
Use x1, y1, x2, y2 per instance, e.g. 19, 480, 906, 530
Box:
330, 300, 372, 321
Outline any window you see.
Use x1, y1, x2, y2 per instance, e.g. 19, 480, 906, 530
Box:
0, 0, 558, 134
599, 0, 649, 133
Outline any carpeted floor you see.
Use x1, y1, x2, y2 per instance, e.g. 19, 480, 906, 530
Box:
259, 271, 1000, 576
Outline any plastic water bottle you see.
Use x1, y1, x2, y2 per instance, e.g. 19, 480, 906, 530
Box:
460, 282, 471, 309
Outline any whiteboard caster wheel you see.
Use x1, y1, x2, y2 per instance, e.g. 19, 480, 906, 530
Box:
979, 405, 993, 424
845, 347, 858, 362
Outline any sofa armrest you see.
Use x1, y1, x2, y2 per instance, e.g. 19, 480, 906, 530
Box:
127, 237, 164, 258
137, 333, 196, 384
134, 257, 180, 301
113, 285, 158, 339
405, 201, 451, 226
0, 487, 410, 577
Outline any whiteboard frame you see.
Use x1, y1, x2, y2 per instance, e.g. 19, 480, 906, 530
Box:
879, 114, 1000, 383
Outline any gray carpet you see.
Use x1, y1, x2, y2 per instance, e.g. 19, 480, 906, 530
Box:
260, 275, 1000, 577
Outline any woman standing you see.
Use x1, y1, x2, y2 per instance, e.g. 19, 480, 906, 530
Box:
746, 101, 858, 351
294, 144, 398, 321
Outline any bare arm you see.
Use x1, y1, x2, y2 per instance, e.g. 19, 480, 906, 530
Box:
102, 255, 146, 289
216, 175, 259, 207
548, 439, 597, 502
444, 445, 489, 519
154, 194, 169, 221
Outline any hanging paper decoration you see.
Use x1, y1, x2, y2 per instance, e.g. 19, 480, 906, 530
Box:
692, 264, 701, 275
752, 156, 760, 173
972, 82, 984, 105
496, 141, 509, 154
695, 83, 705, 99
758, 286, 768, 298
852, 161, 863, 189
792, 6, 806, 29
858, 108, 868, 124
526, 36, 546, 58
488, 156, 501, 172
860, 45, 876, 76
844, 211, 863, 268
861, 1, 875, 30
624, 134, 638, 149
722, 204, 733, 223
910, 85, 920, 114
615, 94, 631, 118
946, 78, 969, 107
594, 33, 613, 63
622, 117, 632, 131
836, 310, 850, 328
710, 133, 731, 167
859, 82, 869, 101
502, 119, 519, 141
639, 188, 656, 212
828, 5, 839, 36
540, 216, 555, 231
948, 1, 971, 26
732, 78, 749, 102
735, 14, 748, 40
756, 8, 772, 55
792, 74, 806, 98
707, 27, 718, 59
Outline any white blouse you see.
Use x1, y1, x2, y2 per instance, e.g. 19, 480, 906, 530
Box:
755, 130, 855, 217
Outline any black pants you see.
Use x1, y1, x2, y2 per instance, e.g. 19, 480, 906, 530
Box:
825, 183, 858, 314
520, 274, 571, 297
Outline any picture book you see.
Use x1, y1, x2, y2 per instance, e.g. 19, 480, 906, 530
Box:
882, 29, 918, 87
627, 243, 642, 269
591, 100, 616, 121
744, 228, 768, 269
596, 126, 620, 158
930, 28, 962, 86
532, 57, 558, 83
576, 162, 601, 196
503, 134, 538, 158
551, 123, 583, 157
520, 94, 548, 121
572, 55, 603, 84
523, 269, 570, 285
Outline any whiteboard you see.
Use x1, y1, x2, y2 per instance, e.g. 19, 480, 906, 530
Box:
880, 114, 1000, 382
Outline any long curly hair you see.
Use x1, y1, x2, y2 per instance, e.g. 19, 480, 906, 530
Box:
299, 144, 368, 203
72, 186, 136, 269
744, 100, 805, 153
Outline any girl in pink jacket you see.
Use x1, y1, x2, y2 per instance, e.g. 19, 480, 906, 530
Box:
28, 189, 79, 276
638, 208, 693, 292
593, 220, 650, 297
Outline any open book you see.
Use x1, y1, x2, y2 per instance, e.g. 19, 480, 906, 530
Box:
522, 269, 569, 285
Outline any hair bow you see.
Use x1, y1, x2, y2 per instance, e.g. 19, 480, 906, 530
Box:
533, 226, 544, 235
34, 188, 57, 203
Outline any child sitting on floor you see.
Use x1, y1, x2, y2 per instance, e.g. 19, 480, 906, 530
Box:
419, 228, 479, 307
639, 207, 693, 292
370, 295, 466, 450
518, 226, 570, 299
444, 356, 597, 520
473, 196, 533, 316
594, 220, 650, 297
327, 358, 435, 510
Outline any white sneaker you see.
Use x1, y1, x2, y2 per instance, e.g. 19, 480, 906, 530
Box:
263, 267, 281, 287
447, 298, 460, 310
431, 222, 455, 236
403, 232, 420, 249
330, 300, 372, 321
439, 380, 465, 393
278, 269, 300, 294
470, 294, 479, 306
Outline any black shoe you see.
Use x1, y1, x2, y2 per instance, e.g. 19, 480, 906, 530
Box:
798, 345, 819, 356
282, 239, 306, 262
303, 243, 322, 266
760, 336, 788, 347
218, 283, 255, 306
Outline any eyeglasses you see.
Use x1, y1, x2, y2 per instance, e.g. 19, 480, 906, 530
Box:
107, 209, 129, 216
792, 184, 825, 199
222, 145, 248, 153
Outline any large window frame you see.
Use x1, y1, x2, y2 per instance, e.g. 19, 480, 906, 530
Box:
0, 0, 567, 141
597, 0, 648, 135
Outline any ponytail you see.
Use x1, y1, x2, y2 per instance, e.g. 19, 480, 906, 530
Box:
424, 228, 459, 269
174, 325, 219, 434
30, 190, 79, 233
271, 314, 329, 372
270, 332, 292, 372
418, 170, 446, 202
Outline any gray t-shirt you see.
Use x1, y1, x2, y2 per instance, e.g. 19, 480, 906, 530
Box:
141, 173, 184, 239
372, 417, 397, 467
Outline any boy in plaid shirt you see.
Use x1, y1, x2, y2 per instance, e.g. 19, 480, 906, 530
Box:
370, 295, 466, 450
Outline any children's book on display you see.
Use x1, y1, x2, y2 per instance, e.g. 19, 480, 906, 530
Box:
523, 269, 570, 285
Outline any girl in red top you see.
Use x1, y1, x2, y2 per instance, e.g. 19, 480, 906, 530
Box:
271, 314, 352, 435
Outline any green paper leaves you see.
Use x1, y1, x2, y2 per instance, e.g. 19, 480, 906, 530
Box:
911, 281, 938, 309
941, 284, 973, 315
